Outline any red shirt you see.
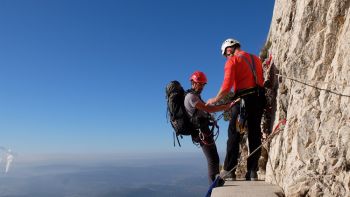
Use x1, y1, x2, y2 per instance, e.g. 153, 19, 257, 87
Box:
221, 51, 264, 93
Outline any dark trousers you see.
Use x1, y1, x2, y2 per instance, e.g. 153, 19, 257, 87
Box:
201, 143, 219, 183
223, 94, 264, 173
193, 119, 220, 184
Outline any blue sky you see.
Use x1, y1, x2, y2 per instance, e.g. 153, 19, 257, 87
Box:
0, 0, 274, 155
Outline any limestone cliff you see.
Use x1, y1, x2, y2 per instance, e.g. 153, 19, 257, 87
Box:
265, 0, 350, 196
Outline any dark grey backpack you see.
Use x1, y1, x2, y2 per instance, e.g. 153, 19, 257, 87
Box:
166, 81, 196, 146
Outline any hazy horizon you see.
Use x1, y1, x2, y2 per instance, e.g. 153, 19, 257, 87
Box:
0, 152, 217, 197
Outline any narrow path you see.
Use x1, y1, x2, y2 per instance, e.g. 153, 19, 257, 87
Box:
211, 180, 284, 197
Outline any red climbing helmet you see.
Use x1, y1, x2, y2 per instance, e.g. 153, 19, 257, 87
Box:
190, 71, 208, 84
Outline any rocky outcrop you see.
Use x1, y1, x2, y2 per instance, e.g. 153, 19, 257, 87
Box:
265, 0, 350, 196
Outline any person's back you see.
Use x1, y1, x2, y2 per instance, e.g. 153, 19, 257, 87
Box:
223, 50, 264, 93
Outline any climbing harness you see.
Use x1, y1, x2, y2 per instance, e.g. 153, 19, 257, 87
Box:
196, 98, 241, 146
198, 124, 219, 146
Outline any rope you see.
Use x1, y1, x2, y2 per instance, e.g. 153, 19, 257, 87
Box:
267, 149, 286, 195
276, 74, 350, 97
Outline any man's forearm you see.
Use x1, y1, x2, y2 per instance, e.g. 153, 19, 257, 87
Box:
205, 103, 228, 113
207, 88, 230, 105
215, 88, 229, 103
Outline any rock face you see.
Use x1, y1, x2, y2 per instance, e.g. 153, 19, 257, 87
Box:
265, 0, 350, 196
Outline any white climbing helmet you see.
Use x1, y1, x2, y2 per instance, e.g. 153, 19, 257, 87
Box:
221, 38, 240, 56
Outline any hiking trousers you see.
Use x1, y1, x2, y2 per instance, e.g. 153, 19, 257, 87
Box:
201, 142, 219, 184
192, 119, 220, 184
223, 93, 264, 173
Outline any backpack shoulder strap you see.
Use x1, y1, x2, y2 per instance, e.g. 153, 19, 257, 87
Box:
237, 53, 258, 86
249, 54, 258, 85
185, 89, 199, 118
186, 89, 205, 103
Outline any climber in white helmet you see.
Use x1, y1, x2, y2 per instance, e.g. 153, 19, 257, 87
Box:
207, 38, 266, 181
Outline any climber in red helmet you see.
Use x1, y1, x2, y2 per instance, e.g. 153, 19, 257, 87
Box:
207, 38, 266, 181
185, 71, 236, 185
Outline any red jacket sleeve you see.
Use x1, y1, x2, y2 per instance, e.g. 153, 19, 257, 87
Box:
220, 59, 235, 93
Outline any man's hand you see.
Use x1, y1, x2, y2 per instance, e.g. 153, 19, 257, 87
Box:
223, 103, 231, 111
206, 97, 218, 105
231, 98, 241, 107
225, 98, 241, 110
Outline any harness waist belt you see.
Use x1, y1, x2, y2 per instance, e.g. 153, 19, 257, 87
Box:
234, 86, 264, 99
